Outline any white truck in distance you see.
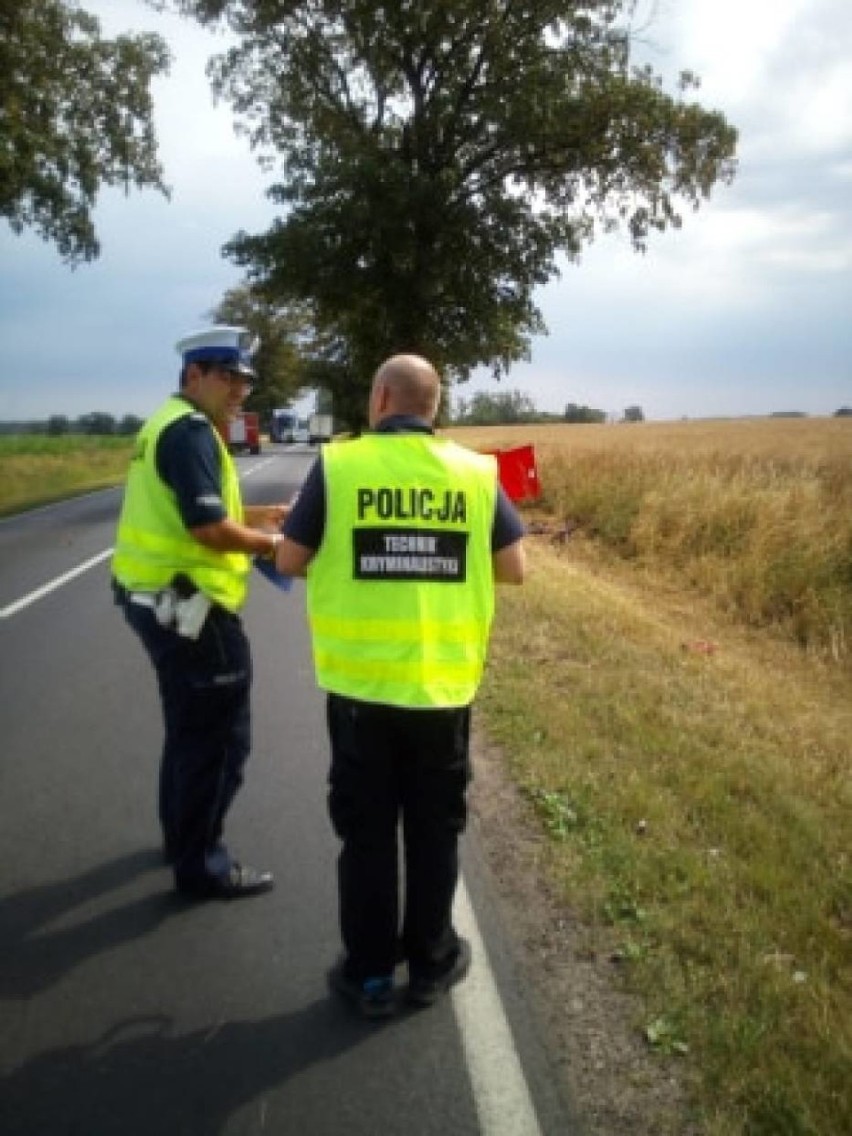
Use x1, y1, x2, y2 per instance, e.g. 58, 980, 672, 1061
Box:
271, 409, 333, 444
308, 414, 333, 444
270, 409, 299, 443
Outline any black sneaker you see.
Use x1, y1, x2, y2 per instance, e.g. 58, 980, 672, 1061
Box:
328, 961, 395, 1020
407, 938, 472, 1008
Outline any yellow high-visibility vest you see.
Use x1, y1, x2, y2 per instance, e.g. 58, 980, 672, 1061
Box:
307, 432, 497, 707
112, 397, 250, 612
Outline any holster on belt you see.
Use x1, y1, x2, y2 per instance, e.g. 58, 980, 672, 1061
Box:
113, 575, 211, 640
168, 574, 212, 640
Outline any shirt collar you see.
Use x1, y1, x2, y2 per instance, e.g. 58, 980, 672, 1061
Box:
373, 414, 434, 435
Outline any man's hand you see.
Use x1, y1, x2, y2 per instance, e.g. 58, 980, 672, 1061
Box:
244, 503, 290, 531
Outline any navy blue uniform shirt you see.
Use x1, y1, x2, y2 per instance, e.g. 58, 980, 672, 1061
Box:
156, 397, 228, 529
283, 415, 525, 552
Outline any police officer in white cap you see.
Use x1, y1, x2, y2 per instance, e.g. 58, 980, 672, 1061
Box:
112, 327, 289, 899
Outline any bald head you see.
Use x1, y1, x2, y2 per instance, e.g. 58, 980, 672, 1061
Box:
369, 354, 441, 426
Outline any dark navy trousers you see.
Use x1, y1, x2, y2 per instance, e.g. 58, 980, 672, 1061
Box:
326, 693, 471, 982
119, 595, 252, 888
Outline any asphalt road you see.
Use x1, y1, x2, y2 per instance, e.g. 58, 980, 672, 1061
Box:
0, 448, 578, 1136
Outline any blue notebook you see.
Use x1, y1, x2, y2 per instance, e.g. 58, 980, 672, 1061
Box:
254, 554, 293, 592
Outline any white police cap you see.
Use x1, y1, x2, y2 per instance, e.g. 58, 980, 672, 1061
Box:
176, 326, 260, 377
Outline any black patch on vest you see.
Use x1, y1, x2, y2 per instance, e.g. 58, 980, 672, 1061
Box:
353, 528, 468, 582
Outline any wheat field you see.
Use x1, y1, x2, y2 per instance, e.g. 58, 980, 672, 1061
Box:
447, 416, 852, 666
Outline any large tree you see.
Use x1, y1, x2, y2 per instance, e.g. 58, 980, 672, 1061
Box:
161, 1, 737, 425
212, 283, 369, 432
0, 1, 169, 264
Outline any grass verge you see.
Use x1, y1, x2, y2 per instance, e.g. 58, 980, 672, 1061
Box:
479, 536, 850, 1135
0, 436, 133, 516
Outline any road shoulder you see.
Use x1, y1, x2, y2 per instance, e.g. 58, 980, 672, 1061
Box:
469, 728, 696, 1136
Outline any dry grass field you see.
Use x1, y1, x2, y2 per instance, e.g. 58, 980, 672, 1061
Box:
0, 435, 134, 517
448, 414, 852, 460
446, 416, 851, 1135
447, 416, 852, 667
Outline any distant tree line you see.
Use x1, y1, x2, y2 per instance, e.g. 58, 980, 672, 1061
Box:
451, 391, 645, 426
0, 414, 144, 437
1, 403, 847, 437
453, 390, 555, 426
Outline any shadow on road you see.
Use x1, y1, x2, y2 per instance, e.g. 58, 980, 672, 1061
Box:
0, 848, 179, 999
0, 998, 386, 1135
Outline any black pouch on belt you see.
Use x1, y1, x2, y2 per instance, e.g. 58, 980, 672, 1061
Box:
171, 573, 197, 599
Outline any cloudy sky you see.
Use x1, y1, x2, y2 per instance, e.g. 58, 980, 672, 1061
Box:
1, 0, 850, 423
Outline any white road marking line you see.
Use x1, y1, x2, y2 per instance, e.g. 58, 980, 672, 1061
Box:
239, 457, 277, 478
0, 549, 114, 619
453, 878, 544, 1136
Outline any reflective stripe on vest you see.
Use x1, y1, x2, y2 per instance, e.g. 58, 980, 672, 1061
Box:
111, 397, 250, 612
306, 433, 497, 707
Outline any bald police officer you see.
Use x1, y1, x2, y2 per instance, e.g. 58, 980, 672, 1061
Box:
275, 353, 526, 1016
112, 327, 288, 899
